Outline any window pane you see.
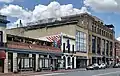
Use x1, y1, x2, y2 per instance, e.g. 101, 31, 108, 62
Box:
76, 31, 87, 52
24, 59, 29, 68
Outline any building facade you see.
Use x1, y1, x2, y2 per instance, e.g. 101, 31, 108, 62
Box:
38, 33, 76, 69
6, 34, 64, 73
87, 17, 115, 65
115, 40, 120, 63
0, 33, 64, 73
0, 15, 10, 73
6, 13, 115, 68
0, 15, 64, 73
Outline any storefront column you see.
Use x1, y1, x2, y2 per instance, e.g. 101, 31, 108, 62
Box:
74, 56, 76, 69
65, 56, 68, 69
70, 57, 72, 69
87, 56, 89, 66
35, 54, 39, 71
13, 53, 17, 72
96, 37, 97, 54
4, 52, 8, 73
60, 56, 64, 69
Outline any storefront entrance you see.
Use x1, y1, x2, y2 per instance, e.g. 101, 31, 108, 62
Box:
38, 56, 63, 71
0, 59, 4, 73
0, 50, 6, 73
72, 57, 74, 69
76, 56, 87, 68
8, 52, 13, 72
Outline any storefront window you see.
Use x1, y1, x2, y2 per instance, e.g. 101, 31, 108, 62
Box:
45, 59, 48, 68
24, 58, 29, 68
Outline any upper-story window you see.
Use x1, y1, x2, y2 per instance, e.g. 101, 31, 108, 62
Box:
102, 30, 103, 35
92, 25, 94, 31
63, 43, 65, 53
102, 39, 105, 55
92, 35, 96, 54
94, 26, 96, 33
0, 31, 3, 42
0, 23, 6, 26
100, 29, 101, 35
97, 28, 99, 34
76, 31, 87, 53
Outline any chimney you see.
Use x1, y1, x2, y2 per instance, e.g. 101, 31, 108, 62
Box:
19, 20, 23, 27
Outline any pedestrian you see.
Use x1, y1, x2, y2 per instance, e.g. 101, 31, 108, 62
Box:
50, 64, 53, 71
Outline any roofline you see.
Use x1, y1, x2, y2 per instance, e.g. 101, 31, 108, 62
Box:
61, 33, 75, 39
7, 13, 114, 33
7, 34, 52, 43
7, 13, 90, 30
8, 19, 78, 31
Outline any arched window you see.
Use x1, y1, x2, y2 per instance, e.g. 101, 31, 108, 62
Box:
68, 57, 71, 66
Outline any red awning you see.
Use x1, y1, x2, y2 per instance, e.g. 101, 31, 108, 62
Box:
0, 51, 6, 59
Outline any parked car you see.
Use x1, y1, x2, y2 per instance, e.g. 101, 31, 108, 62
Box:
113, 63, 120, 68
99, 63, 106, 69
86, 63, 99, 70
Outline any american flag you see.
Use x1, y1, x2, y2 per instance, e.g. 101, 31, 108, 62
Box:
46, 35, 61, 42
46, 34, 62, 48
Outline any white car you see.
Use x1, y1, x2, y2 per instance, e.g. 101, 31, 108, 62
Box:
86, 63, 99, 70
99, 63, 106, 69
113, 63, 120, 68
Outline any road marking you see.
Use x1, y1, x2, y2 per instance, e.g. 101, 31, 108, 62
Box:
34, 73, 65, 76
92, 71, 120, 76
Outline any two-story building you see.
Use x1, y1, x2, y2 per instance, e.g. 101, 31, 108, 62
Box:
38, 33, 76, 69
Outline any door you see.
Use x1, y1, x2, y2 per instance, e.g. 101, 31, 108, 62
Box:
8, 52, 13, 72
72, 57, 74, 69
32, 54, 36, 71
0, 59, 4, 73
63, 57, 66, 69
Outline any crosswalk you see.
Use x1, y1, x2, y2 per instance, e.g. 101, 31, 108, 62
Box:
33, 73, 65, 76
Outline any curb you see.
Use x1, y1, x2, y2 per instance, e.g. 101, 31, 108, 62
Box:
0, 69, 86, 76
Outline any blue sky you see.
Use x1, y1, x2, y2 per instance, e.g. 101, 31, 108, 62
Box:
0, 0, 120, 38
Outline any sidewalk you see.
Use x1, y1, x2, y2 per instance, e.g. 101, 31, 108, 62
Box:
0, 68, 86, 76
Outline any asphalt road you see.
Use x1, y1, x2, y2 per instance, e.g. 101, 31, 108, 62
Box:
34, 68, 120, 76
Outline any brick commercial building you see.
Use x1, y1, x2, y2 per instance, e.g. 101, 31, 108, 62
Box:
0, 15, 64, 73
0, 13, 115, 73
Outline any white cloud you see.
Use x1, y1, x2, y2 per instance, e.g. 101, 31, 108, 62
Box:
0, 1, 90, 28
117, 37, 120, 41
0, 0, 14, 3
84, 0, 120, 12
0, 4, 31, 19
